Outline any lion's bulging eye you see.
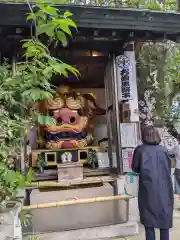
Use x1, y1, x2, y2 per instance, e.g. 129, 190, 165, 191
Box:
70, 116, 76, 124
57, 117, 63, 124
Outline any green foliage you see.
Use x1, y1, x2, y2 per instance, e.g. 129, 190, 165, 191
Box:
28, 234, 41, 240
19, 209, 32, 227
0, 1, 78, 208
0, 163, 34, 210
87, 149, 98, 169
36, 153, 47, 170
17, 3, 79, 125
137, 41, 180, 134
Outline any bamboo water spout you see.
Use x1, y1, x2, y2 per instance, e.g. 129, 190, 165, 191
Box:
22, 195, 133, 210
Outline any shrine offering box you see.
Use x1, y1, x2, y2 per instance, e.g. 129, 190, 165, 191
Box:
57, 162, 83, 183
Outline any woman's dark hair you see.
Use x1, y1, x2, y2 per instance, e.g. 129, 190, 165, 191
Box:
142, 125, 161, 145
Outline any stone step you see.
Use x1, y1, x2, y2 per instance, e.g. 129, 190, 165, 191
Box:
23, 221, 138, 240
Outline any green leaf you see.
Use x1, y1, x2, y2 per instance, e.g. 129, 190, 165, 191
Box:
22, 40, 33, 49
22, 88, 53, 102
36, 11, 47, 21
25, 168, 34, 184
36, 3, 46, 11
26, 13, 36, 21
19, 210, 32, 227
7, 130, 13, 139
52, 63, 67, 74
42, 66, 53, 77
64, 11, 73, 18
29, 235, 41, 240
64, 63, 80, 77
37, 115, 56, 126
25, 46, 39, 58
44, 6, 58, 16
37, 23, 55, 37
16, 63, 27, 71
65, 18, 77, 29
56, 31, 68, 47
54, 19, 72, 36
33, 41, 49, 54
22, 40, 49, 58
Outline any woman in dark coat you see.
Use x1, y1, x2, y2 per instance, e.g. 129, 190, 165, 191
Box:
132, 126, 173, 240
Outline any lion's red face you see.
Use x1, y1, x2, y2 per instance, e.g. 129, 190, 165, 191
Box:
52, 108, 81, 127
39, 88, 105, 149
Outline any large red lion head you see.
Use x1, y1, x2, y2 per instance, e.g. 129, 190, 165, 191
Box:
39, 86, 105, 149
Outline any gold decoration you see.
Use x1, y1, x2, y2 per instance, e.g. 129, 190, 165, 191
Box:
89, 93, 96, 99
46, 97, 64, 110
66, 96, 85, 110
45, 138, 91, 149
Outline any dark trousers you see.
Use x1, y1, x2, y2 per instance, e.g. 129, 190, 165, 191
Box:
145, 226, 169, 240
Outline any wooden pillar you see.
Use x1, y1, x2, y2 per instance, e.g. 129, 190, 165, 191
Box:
105, 54, 123, 175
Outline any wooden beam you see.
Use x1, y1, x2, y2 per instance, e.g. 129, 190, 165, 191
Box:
0, 3, 180, 41
59, 56, 108, 64
26, 176, 115, 189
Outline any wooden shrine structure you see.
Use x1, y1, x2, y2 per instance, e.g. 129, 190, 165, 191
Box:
0, 1, 180, 235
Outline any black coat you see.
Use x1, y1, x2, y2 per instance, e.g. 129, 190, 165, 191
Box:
132, 144, 174, 229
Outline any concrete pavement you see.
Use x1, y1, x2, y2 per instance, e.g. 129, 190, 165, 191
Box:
115, 218, 180, 240
117, 197, 180, 240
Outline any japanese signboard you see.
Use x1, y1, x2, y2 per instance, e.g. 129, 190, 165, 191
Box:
120, 122, 140, 148
116, 55, 132, 100
122, 148, 134, 172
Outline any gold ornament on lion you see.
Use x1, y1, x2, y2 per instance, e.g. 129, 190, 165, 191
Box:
46, 97, 64, 110
66, 96, 85, 110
